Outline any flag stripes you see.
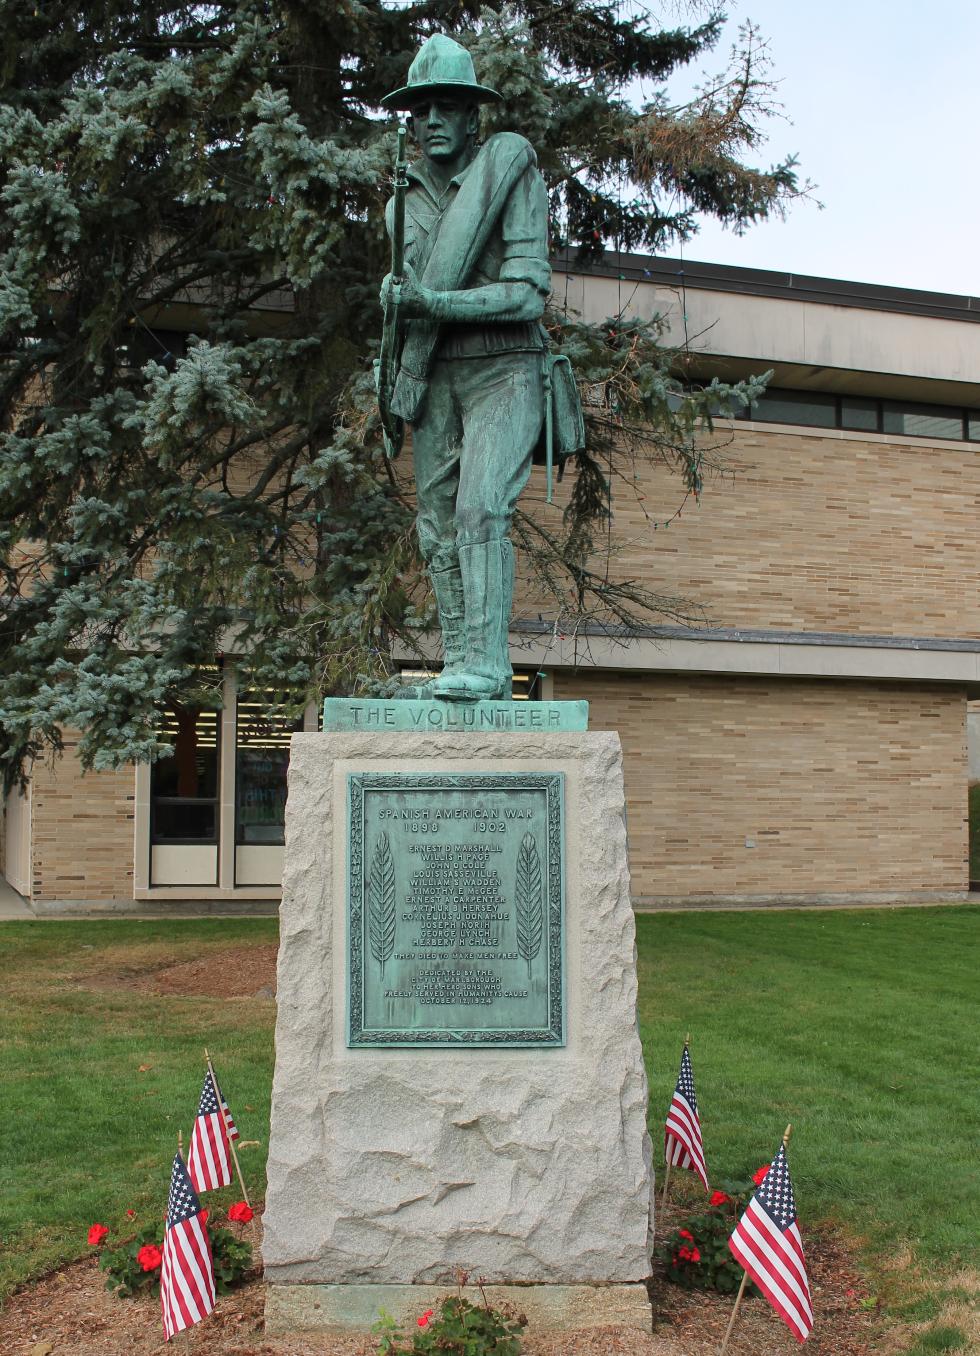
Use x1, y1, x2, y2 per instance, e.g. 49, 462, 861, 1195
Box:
665, 1096, 708, 1180
209, 1060, 239, 1141
728, 1143, 813, 1344
729, 1202, 813, 1341
187, 1070, 233, 1193
664, 1044, 709, 1191
161, 1153, 216, 1341
161, 1217, 213, 1336
219, 1087, 239, 1141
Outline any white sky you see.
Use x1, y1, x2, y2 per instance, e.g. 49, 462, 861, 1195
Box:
650, 0, 980, 296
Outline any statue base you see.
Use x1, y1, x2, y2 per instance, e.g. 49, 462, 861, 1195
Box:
265, 1281, 652, 1335
322, 696, 589, 732
263, 726, 652, 1328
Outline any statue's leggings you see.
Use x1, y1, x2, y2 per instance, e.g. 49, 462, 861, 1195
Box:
411, 350, 544, 571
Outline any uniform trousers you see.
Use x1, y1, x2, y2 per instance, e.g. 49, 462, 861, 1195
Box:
412, 350, 544, 570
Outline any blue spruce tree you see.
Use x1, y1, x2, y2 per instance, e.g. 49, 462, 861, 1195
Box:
0, 0, 801, 780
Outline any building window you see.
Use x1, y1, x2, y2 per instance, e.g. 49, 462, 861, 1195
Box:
235, 691, 302, 848
840, 397, 880, 432
748, 390, 837, 428
731, 386, 980, 442
150, 702, 220, 844
137, 668, 315, 892
881, 402, 964, 441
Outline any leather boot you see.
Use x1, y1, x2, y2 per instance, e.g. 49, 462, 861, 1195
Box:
391, 562, 466, 699
431, 539, 513, 702
431, 562, 467, 677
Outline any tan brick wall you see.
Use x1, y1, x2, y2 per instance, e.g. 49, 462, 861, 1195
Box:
554, 671, 968, 898
30, 737, 135, 901
19, 422, 978, 903
19, 681, 968, 903
515, 426, 980, 640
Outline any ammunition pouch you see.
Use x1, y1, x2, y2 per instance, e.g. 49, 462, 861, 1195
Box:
532, 352, 586, 498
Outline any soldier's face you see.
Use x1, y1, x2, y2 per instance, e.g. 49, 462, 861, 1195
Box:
408, 99, 478, 164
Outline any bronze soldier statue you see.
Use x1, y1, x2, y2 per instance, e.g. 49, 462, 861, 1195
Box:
379, 34, 561, 702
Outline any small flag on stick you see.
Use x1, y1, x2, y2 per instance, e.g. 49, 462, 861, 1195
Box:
161, 1149, 216, 1341
665, 1040, 709, 1191
727, 1131, 813, 1344
187, 1069, 233, 1193
204, 1048, 251, 1207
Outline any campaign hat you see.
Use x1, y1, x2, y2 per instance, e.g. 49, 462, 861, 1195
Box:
381, 34, 502, 111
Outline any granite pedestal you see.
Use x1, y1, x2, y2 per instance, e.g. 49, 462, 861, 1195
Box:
263, 707, 654, 1333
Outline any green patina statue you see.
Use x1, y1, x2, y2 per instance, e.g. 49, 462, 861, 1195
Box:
378, 35, 580, 703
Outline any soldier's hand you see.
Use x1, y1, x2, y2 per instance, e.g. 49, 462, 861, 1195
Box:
382, 263, 432, 319
380, 272, 400, 311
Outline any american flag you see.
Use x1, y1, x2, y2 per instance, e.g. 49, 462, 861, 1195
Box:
664, 1044, 709, 1191
186, 1069, 233, 1192
212, 1067, 239, 1141
161, 1151, 215, 1341
728, 1142, 813, 1344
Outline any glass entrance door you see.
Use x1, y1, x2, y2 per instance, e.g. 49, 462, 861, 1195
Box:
150, 700, 220, 885
235, 690, 301, 885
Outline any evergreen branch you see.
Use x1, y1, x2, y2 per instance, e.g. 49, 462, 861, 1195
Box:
0, 0, 794, 777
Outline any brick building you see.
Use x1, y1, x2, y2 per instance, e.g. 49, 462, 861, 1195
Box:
4, 256, 979, 908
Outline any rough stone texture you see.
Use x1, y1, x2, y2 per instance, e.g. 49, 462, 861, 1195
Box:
263, 731, 654, 1289
265, 1283, 651, 1334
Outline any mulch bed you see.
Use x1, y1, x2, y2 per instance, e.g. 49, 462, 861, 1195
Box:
22, 945, 898, 1352
0, 1213, 896, 1356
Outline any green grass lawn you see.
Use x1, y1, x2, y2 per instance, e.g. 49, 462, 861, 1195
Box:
0, 919, 279, 1302
637, 906, 980, 1304
1, 908, 977, 1314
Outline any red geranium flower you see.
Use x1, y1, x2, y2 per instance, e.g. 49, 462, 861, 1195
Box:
753, 1165, 770, 1185
227, 1202, 253, 1223
677, 1245, 701, 1263
709, 1191, 731, 1207
125, 1209, 136, 1219
417, 1309, 434, 1329
137, 1244, 163, 1272
87, 1224, 109, 1246
677, 1229, 694, 1242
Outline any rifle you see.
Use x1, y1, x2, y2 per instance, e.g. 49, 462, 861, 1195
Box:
376, 125, 408, 459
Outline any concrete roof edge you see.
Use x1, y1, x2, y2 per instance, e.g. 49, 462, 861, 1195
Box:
550, 252, 980, 324
509, 626, 980, 693
512, 620, 980, 654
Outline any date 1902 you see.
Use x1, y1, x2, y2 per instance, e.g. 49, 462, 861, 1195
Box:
401, 820, 508, 834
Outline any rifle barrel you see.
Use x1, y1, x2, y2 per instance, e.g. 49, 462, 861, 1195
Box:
378, 124, 408, 459
391, 126, 408, 282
